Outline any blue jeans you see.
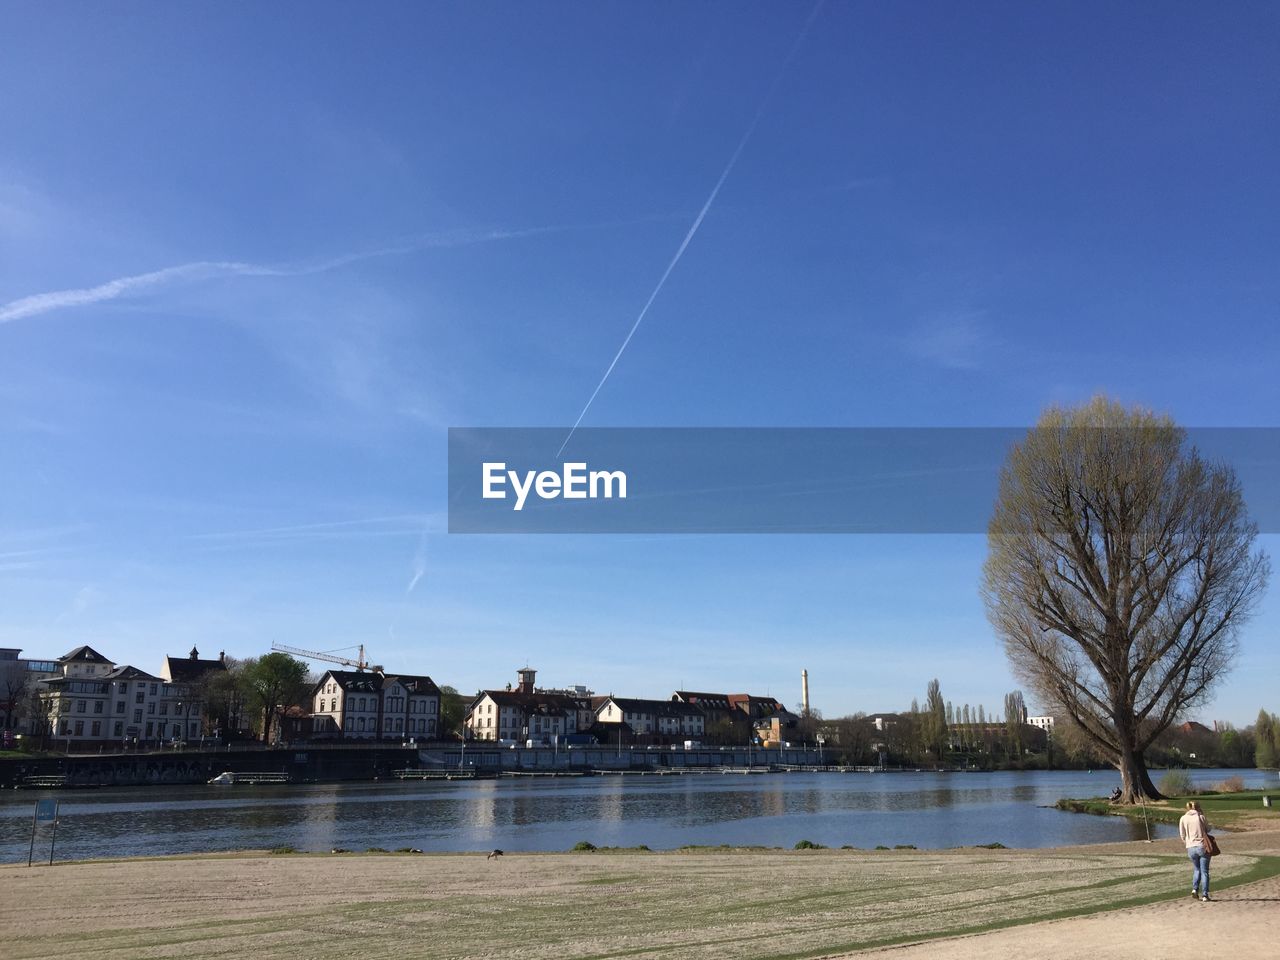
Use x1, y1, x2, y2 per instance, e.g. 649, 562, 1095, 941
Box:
1189, 845, 1210, 896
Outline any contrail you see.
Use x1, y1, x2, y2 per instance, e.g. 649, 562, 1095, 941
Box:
0, 217, 680, 327
0, 261, 280, 324
556, 0, 826, 458
405, 522, 430, 595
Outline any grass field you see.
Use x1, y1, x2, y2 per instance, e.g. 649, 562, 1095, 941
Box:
4, 845, 1278, 960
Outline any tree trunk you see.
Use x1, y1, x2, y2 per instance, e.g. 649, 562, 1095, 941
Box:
1117, 747, 1161, 802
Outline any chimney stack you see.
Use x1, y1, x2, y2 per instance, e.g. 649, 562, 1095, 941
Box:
801, 669, 810, 717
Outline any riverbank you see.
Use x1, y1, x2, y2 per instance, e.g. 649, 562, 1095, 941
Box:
1057, 789, 1280, 832
5, 831, 1280, 959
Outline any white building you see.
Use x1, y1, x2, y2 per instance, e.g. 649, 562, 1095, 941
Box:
464, 667, 594, 743
311, 669, 441, 740
36, 646, 202, 746
595, 697, 705, 739
1027, 715, 1055, 738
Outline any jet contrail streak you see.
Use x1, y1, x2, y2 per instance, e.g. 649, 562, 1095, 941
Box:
557, 0, 825, 458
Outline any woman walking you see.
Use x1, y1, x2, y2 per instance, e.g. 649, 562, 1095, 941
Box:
1178, 800, 1212, 902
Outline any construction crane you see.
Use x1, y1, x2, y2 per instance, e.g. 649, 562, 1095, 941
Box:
270, 642, 383, 674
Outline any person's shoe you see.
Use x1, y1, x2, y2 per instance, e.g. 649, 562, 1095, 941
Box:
1201, 895, 1211, 902
1191, 890, 1199, 899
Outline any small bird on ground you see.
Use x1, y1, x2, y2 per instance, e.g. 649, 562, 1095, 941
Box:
486, 849, 504, 860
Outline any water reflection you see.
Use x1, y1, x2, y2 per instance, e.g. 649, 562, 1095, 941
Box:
1, 768, 1270, 862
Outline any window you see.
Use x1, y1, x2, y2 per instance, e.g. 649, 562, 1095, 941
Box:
134, 709, 142, 724
74, 720, 84, 736
145, 722, 153, 736
159, 702, 168, 716
147, 703, 156, 715
150, 683, 158, 696
91, 721, 101, 736
331, 698, 337, 711
113, 721, 123, 737
118, 682, 128, 694
94, 701, 104, 714
76, 700, 87, 713
116, 702, 125, 714
136, 692, 145, 704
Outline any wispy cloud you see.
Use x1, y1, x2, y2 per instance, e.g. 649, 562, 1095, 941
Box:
187, 514, 441, 550
0, 218, 681, 328
904, 312, 994, 371
53, 584, 105, 624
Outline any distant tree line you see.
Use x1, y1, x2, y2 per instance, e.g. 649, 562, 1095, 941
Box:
810, 676, 1277, 772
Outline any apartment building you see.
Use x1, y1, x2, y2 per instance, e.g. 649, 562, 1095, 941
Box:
594, 697, 705, 739
464, 667, 594, 743
35, 646, 203, 745
311, 669, 441, 740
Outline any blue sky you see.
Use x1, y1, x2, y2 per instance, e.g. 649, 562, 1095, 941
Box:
2, 2, 1277, 725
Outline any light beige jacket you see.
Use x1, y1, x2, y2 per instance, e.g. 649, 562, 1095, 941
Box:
1178, 810, 1210, 849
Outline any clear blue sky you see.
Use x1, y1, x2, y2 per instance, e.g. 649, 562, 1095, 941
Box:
2, 2, 1277, 725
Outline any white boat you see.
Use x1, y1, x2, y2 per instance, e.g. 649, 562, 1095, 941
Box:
207, 771, 290, 785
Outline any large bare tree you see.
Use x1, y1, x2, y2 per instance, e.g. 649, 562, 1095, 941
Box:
983, 398, 1268, 801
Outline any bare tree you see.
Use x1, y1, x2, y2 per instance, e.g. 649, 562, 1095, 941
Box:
204, 657, 246, 739
984, 398, 1269, 801
1, 660, 29, 731
826, 713, 872, 765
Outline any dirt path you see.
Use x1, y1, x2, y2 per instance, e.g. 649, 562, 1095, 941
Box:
847, 873, 1280, 960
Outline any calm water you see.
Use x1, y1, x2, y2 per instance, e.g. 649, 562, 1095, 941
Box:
3, 768, 1275, 862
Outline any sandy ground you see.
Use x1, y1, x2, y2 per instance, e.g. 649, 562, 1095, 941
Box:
847, 828, 1280, 960
3, 831, 1278, 960
848, 874, 1280, 960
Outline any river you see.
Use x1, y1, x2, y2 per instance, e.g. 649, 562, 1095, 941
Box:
3, 768, 1275, 862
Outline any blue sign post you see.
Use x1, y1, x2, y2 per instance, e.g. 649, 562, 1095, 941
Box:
28, 799, 60, 867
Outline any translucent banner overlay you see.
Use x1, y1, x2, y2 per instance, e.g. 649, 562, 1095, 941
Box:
447, 428, 1280, 534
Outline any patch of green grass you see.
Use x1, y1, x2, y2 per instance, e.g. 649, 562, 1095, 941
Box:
1058, 789, 1280, 829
